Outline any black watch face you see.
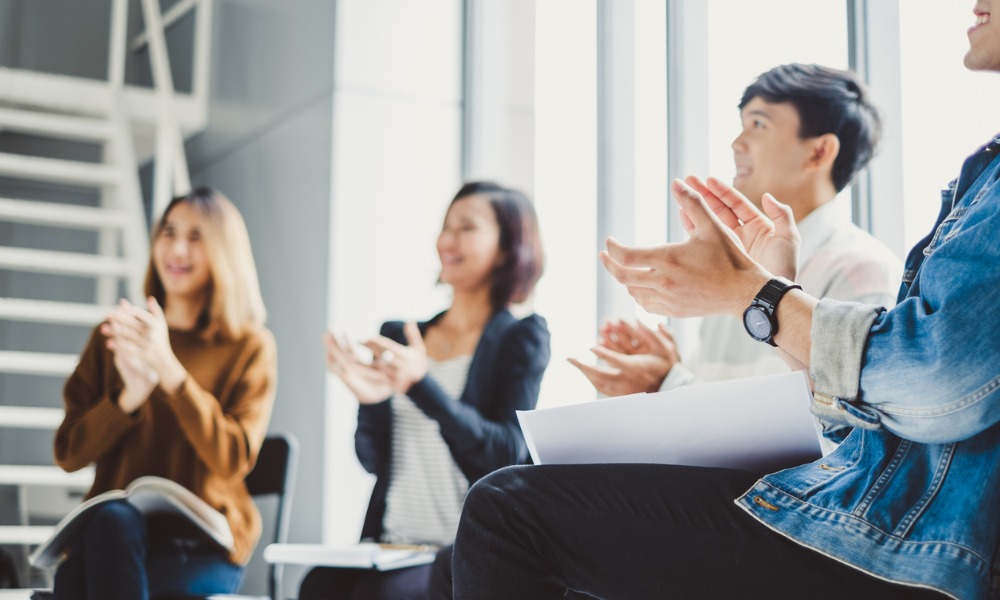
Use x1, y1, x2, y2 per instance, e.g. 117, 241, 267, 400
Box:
743, 306, 773, 341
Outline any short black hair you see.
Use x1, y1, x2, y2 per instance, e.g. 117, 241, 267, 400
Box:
739, 63, 881, 192
450, 181, 544, 312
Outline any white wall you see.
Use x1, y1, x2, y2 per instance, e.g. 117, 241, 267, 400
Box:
324, 0, 464, 545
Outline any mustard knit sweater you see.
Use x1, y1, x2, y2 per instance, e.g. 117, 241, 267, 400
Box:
55, 324, 277, 565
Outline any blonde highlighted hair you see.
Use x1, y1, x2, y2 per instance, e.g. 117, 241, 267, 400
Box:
144, 187, 266, 340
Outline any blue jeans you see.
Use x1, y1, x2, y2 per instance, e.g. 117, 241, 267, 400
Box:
53, 500, 244, 600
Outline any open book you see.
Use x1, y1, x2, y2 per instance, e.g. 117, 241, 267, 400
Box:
517, 371, 823, 473
263, 542, 437, 572
29, 475, 233, 568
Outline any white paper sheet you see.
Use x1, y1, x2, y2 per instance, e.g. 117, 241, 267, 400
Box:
517, 371, 822, 473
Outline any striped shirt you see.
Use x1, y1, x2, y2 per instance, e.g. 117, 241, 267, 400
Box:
382, 354, 473, 545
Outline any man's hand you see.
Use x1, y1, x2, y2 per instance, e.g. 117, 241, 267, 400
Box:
686, 176, 799, 282
570, 320, 681, 396
600, 178, 781, 319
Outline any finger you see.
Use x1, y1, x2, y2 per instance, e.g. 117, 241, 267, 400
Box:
633, 321, 663, 350
598, 317, 620, 342
108, 319, 146, 346
604, 237, 664, 268
704, 176, 768, 225
669, 179, 723, 235
678, 209, 696, 235
599, 320, 632, 354
364, 338, 403, 365
610, 320, 643, 352
567, 357, 619, 382
762, 193, 798, 240
146, 296, 165, 321
110, 337, 144, 360
599, 247, 660, 288
324, 332, 350, 369
614, 319, 642, 339
589, 346, 632, 369
685, 175, 741, 230
107, 304, 150, 335
332, 332, 362, 361
656, 323, 676, 343
403, 322, 425, 351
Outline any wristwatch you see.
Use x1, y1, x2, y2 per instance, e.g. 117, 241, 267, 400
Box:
742, 277, 801, 347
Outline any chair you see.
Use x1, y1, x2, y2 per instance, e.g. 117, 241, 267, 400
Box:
243, 433, 298, 600
155, 433, 299, 600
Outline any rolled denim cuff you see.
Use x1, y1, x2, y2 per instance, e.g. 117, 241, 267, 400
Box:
809, 299, 885, 430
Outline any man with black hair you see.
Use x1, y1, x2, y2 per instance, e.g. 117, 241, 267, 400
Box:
571, 65, 900, 454
453, 3, 1000, 595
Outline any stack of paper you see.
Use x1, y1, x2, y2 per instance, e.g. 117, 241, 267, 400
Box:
517, 371, 821, 473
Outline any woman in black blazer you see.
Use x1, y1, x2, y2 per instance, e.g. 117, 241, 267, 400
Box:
307, 182, 550, 600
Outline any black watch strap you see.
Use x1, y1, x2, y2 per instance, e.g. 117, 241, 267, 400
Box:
747, 277, 801, 346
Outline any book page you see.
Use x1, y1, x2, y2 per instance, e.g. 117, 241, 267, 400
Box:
263, 542, 437, 571
125, 476, 233, 551
28, 489, 127, 568
517, 371, 822, 473
29, 476, 234, 569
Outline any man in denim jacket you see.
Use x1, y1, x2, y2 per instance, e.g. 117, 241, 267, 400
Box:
450, 3, 1000, 599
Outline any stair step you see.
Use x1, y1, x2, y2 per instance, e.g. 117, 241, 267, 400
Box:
0, 406, 65, 429
0, 525, 55, 545
0, 298, 110, 326
0, 107, 113, 142
0, 197, 131, 230
0, 351, 77, 377
0, 465, 93, 488
0, 246, 131, 277
0, 152, 121, 187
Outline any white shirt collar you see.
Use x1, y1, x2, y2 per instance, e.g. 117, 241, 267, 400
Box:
795, 198, 851, 268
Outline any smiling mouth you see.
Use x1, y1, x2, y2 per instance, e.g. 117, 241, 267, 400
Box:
165, 264, 193, 275
973, 11, 991, 30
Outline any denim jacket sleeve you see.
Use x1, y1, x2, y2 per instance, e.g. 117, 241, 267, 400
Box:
808, 299, 884, 436
809, 180, 1000, 444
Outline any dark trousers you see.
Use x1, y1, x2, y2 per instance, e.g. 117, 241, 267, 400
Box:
298, 564, 432, 600
53, 500, 244, 600
452, 464, 947, 600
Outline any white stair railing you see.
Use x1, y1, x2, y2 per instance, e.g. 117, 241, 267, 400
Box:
139, 0, 193, 218
0, 0, 212, 562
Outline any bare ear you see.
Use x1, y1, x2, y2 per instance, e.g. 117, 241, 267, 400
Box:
808, 133, 840, 171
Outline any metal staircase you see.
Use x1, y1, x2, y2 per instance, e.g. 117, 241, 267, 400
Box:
0, 0, 213, 585
0, 97, 149, 557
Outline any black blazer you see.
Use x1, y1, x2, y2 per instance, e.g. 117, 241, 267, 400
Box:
354, 308, 550, 541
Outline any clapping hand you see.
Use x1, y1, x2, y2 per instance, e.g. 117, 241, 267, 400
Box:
569, 319, 680, 396
101, 298, 185, 413
362, 322, 429, 394
685, 176, 799, 281
600, 178, 791, 318
324, 332, 395, 405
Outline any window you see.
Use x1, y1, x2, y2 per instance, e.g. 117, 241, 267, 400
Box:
897, 1, 1000, 249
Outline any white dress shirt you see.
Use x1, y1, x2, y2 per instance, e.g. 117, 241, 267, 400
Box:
659, 199, 903, 455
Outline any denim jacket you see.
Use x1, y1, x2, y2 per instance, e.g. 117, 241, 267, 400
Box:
737, 136, 1000, 600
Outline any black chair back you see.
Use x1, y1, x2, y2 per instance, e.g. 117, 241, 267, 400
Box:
247, 434, 298, 600
151, 434, 299, 600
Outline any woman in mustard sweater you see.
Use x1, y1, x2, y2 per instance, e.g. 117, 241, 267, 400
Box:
53, 188, 276, 599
